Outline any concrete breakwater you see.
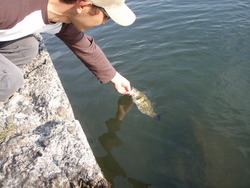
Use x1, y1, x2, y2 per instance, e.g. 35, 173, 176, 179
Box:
0, 35, 109, 188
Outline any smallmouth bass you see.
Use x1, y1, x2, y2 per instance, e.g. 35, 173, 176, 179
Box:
131, 87, 161, 121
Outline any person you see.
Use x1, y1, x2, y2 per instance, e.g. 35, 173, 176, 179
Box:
0, 0, 136, 102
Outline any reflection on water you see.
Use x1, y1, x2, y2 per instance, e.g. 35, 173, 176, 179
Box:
96, 96, 151, 187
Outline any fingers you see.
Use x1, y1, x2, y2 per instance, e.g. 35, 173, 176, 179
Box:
116, 83, 131, 95
111, 72, 132, 95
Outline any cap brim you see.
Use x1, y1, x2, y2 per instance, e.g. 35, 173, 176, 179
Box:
105, 4, 136, 26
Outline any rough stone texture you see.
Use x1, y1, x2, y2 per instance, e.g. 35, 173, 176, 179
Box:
0, 35, 109, 188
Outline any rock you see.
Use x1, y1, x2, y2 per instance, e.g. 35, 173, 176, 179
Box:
67, 126, 76, 134
57, 106, 67, 118
6, 115, 15, 125
0, 34, 109, 188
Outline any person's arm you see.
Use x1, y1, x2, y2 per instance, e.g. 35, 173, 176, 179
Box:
55, 24, 131, 95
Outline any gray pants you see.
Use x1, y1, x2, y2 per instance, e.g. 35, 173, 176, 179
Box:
0, 35, 39, 101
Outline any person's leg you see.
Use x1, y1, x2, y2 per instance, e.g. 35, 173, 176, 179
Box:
0, 35, 39, 66
0, 35, 39, 101
0, 55, 24, 101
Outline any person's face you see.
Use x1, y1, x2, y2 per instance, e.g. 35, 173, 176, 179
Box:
71, 4, 109, 31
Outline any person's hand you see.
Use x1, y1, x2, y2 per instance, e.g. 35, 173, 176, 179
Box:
111, 72, 132, 95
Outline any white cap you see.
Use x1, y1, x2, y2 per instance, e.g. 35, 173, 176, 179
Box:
87, 0, 136, 26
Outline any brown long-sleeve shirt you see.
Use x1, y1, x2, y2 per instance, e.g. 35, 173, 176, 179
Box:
0, 0, 116, 83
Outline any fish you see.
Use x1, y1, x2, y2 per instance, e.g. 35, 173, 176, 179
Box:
131, 87, 161, 121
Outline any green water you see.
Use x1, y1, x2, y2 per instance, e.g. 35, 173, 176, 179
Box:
44, 0, 250, 187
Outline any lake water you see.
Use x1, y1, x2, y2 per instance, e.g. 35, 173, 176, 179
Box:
43, 0, 250, 187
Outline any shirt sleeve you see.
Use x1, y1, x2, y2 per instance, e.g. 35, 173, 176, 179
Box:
55, 23, 116, 84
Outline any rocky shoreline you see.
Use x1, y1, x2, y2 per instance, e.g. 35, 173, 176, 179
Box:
0, 35, 109, 188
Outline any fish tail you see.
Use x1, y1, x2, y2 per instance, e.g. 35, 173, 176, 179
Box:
153, 112, 166, 121
153, 114, 161, 121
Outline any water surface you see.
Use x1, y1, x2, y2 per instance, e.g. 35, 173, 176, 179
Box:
44, 0, 250, 187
